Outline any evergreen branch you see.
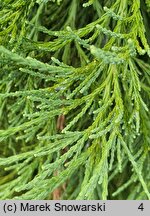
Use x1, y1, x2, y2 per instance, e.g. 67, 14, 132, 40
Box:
0, 0, 149, 200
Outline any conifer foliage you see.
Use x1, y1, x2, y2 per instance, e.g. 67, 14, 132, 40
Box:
0, 0, 150, 200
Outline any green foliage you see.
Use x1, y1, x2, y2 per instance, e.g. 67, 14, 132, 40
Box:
0, 0, 150, 200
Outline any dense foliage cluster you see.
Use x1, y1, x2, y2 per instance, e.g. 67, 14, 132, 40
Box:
0, 0, 150, 199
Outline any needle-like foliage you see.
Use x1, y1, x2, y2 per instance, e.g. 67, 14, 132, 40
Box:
0, 0, 150, 200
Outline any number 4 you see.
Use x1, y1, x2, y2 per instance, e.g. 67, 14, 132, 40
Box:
138, 203, 144, 211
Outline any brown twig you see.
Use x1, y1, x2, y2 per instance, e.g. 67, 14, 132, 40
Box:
52, 110, 66, 200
